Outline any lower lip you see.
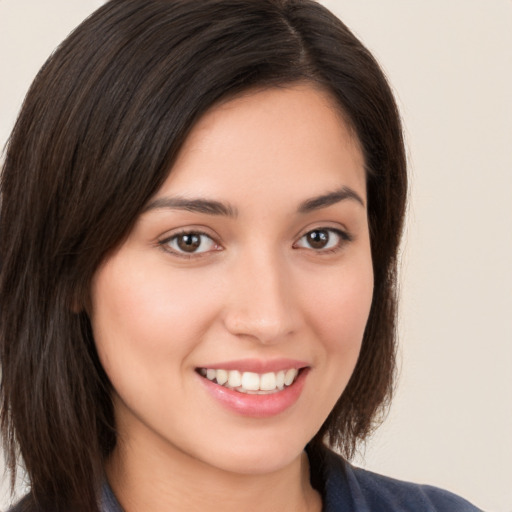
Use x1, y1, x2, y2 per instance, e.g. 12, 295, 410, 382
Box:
198, 369, 309, 418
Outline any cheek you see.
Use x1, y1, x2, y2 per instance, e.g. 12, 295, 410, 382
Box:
300, 253, 374, 415
89, 254, 221, 391
302, 257, 374, 353
295, 254, 373, 432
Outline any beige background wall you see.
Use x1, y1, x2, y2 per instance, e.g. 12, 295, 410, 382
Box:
1, 1, 511, 511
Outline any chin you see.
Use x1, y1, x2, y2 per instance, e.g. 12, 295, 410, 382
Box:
194, 430, 311, 476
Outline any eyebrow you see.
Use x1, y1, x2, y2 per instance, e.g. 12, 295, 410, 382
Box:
143, 196, 238, 217
143, 185, 364, 217
297, 186, 365, 212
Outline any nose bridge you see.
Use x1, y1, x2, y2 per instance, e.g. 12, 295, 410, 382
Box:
224, 242, 297, 343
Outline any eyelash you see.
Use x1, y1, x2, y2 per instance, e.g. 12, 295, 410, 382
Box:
158, 227, 352, 259
293, 228, 352, 254
158, 230, 220, 259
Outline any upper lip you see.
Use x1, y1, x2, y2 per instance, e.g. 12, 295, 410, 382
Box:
196, 358, 309, 374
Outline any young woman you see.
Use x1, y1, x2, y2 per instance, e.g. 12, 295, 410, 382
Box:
0, 1, 482, 511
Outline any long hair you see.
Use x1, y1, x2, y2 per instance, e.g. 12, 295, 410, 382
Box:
0, 1, 407, 510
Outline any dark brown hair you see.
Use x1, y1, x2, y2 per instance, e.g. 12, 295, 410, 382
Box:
0, 0, 407, 510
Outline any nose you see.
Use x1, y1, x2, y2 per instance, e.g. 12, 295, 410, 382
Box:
222, 247, 299, 345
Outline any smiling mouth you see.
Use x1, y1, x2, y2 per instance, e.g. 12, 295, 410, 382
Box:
197, 368, 302, 394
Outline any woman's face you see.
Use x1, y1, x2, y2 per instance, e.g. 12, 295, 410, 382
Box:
90, 85, 373, 476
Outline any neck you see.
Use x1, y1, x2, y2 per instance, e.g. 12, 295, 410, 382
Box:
106, 436, 321, 512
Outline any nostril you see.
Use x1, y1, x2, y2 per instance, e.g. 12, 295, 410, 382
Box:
223, 313, 295, 345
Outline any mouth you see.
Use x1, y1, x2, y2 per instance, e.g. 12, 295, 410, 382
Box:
196, 361, 310, 417
196, 367, 302, 395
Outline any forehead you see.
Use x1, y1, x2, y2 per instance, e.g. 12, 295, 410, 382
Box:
154, 84, 366, 207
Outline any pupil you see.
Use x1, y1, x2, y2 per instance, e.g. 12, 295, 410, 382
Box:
178, 234, 201, 252
308, 230, 328, 249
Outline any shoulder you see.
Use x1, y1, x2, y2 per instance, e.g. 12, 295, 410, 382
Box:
307, 444, 484, 512
348, 463, 483, 511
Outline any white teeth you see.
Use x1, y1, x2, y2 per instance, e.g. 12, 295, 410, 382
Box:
228, 370, 242, 388
276, 370, 285, 390
241, 372, 260, 391
260, 372, 276, 391
199, 368, 300, 393
284, 368, 296, 386
216, 369, 228, 385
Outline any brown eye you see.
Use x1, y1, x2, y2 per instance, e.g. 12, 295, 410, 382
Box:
164, 232, 217, 255
306, 230, 330, 249
295, 228, 349, 252
177, 233, 202, 252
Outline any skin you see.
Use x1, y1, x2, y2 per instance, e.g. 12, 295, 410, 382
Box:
90, 84, 373, 512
